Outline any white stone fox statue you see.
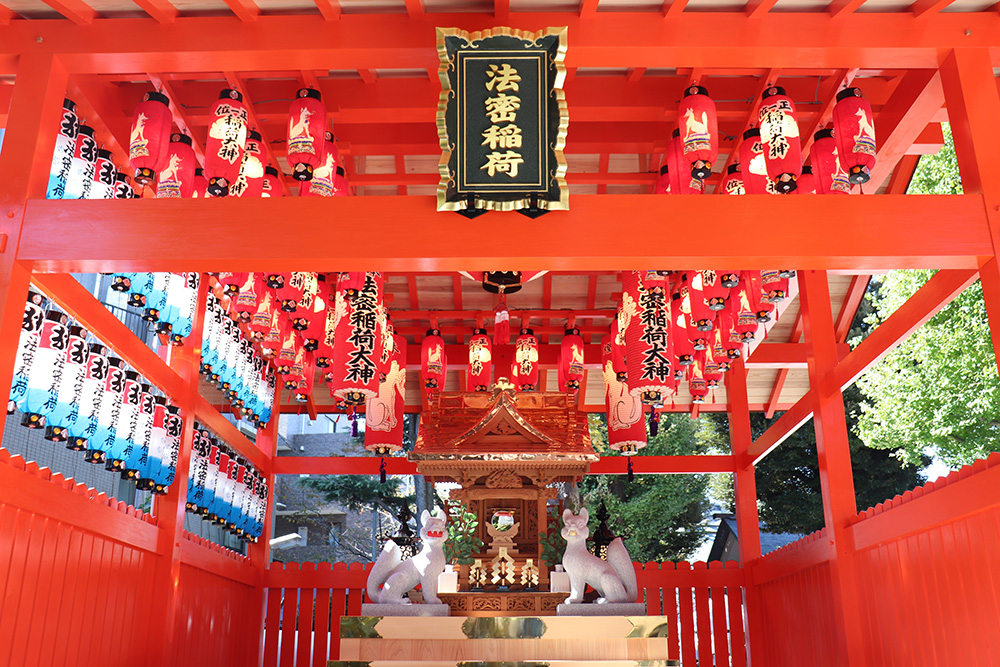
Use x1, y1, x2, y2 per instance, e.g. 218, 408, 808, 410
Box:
561, 507, 638, 604
367, 508, 448, 604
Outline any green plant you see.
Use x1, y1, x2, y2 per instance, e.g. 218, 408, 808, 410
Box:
442, 502, 484, 565
538, 516, 566, 567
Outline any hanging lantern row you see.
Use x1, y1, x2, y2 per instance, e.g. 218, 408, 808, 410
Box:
613, 269, 792, 407
287, 88, 351, 195
460, 322, 584, 394
657, 85, 875, 195
46, 98, 137, 201
185, 423, 268, 542
7, 288, 182, 493
201, 291, 277, 427
108, 272, 200, 345
365, 334, 407, 482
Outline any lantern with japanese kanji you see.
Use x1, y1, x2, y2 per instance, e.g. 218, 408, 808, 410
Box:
106, 369, 141, 472
156, 133, 196, 199
129, 91, 172, 186
678, 85, 718, 180
467, 328, 492, 391
64, 125, 97, 200
204, 89, 249, 197
739, 128, 770, 195
114, 173, 136, 199
44, 324, 88, 442
8, 290, 46, 415
513, 328, 540, 391
329, 272, 384, 404
231, 129, 264, 198
758, 86, 802, 193
87, 356, 125, 464
685, 272, 716, 331
810, 129, 851, 195
622, 271, 673, 405
301, 275, 329, 352
366, 335, 406, 460
67, 343, 109, 452
287, 88, 327, 181
833, 87, 876, 185
723, 164, 745, 195
421, 328, 446, 390
47, 98, 79, 200
19, 310, 70, 430
700, 270, 731, 311
601, 334, 647, 456
262, 166, 282, 197
559, 327, 585, 391
91, 149, 116, 200
667, 129, 703, 194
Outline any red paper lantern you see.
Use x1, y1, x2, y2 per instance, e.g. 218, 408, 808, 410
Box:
796, 165, 816, 195
745, 271, 775, 322
559, 327, 585, 391
233, 273, 261, 323
287, 88, 327, 182
726, 287, 759, 343
739, 128, 771, 195
261, 166, 282, 197
622, 271, 674, 405
91, 149, 116, 200
678, 85, 718, 180
653, 165, 669, 194
129, 91, 172, 186
293, 351, 315, 403
230, 129, 265, 198
610, 317, 628, 379
709, 327, 733, 372
670, 294, 696, 367
760, 269, 790, 303
192, 168, 209, 198
329, 272, 384, 404
716, 311, 744, 362
114, 173, 136, 199
301, 131, 337, 197
338, 272, 365, 302
688, 362, 709, 404
156, 133, 196, 199
722, 164, 745, 195
684, 272, 716, 331
260, 310, 283, 356
601, 334, 647, 455
513, 328, 540, 391
365, 335, 406, 456
700, 270, 731, 311
810, 129, 851, 195
833, 87, 876, 185
204, 89, 249, 197
333, 166, 350, 196
420, 328, 446, 390
218, 272, 247, 298
301, 275, 329, 352
667, 129, 703, 194
758, 86, 802, 193
467, 328, 492, 392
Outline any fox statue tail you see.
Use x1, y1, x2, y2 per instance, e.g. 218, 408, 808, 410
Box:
606, 537, 638, 602
366, 539, 402, 604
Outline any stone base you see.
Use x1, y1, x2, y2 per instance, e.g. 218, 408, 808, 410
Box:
556, 602, 646, 616
361, 603, 450, 617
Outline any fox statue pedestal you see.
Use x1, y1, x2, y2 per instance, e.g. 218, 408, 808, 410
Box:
362, 508, 451, 617
555, 508, 645, 617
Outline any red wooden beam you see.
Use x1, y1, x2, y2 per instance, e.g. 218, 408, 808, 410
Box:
314, 0, 340, 20
663, 0, 688, 17
749, 268, 979, 464
273, 454, 735, 476
828, 0, 868, 17
494, 0, 509, 21
66, 74, 131, 160
0, 3, 15, 24
579, 0, 598, 17
404, 0, 423, 18
833, 274, 870, 343
765, 312, 804, 419
3, 13, 1000, 74
19, 194, 991, 273
131, 0, 178, 23
909, 0, 956, 17
348, 172, 659, 186
223, 0, 259, 22
746, 0, 778, 19
40, 0, 96, 25
885, 153, 920, 195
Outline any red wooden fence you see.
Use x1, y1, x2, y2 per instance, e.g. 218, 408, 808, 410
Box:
262, 559, 748, 667
0, 446, 259, 667
753, 451, 1000, 667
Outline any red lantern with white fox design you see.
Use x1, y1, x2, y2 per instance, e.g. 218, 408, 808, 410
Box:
365, 335, 406, 455
421, 329, 446, 390
204, 89, 248, 197
287, 88, 327, 182
129, 91, 172, 186
833, 87, 876, 185
678, 85, 718, 180
156, 133, 196, 199
810, 129, 851, 195
758, 86, 802, 193
667, 129, 704, 195
559, 327, 585, 391
602, 335, 647, 455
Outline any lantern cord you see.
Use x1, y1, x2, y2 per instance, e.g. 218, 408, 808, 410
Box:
627, 457, 634, 483
379, 457, 387, 484
648, 411, 659, 437
494, 295, 510, 346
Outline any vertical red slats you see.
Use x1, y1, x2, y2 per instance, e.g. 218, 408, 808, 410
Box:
9, 514, 49, 667
676, 562, 697, 666
329, 587, 347, 660
709, 566, 730, 667
297, 563, 316, 666
694, 562, 714, 667
263, 583, 283, 667
0, 510, 39, 666
313, 563, 332, 667
280, 584, 298, 666
726, 584, 746, 667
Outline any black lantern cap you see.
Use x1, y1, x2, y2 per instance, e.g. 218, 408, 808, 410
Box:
836, 87, 864, 102
659, 164, 669, 176
143, 91, 170, 106
171, 133, 193, 146
248, 129, 262, 142
219, 88, 243, 103
336, 166, 346, 177
802, 165, 813, 174
62, 98, 77, 111
77, 125, 95, 139
814, 128, 835, 141
672, 127, 680, 138
520, 327, 535, 336
482, 271, 523, 294
728, 164, 740, 175
743, 127, 760, 141
684, 85, 710, 97
96, 149, 113, 160
264, 166, 278, 177
473, 327, 488, 336
296, 87, 322, 101
762, 85, 787, 100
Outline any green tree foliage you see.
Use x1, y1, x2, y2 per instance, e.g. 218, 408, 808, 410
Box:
300, 474, 415, 518
579, 413, 723, 562
854, 124, 1000, 468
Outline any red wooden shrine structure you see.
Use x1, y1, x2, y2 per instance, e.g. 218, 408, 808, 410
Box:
2, 3, 1000, 667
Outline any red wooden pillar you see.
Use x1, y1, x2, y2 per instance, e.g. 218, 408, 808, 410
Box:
798, 269, 867, 666
251, 391, 280, 665
938, 48, 1000, 374
0, 54, 68, 444
151, 274, 209, 667
725, 359, 766, 666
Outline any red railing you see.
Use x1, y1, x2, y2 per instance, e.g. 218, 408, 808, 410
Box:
0, 447, 259, 667
262, 559, 748, 667
752, 452, 1000, 666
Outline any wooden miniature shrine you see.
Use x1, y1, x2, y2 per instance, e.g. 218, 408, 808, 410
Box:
410, 382, 597, 612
